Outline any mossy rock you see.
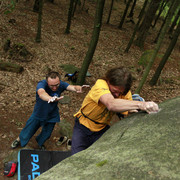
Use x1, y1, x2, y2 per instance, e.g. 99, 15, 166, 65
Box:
59, 95, 71, 104
57, 119, 73, 138
37, 96, 180, 180
60, 64, 91, 77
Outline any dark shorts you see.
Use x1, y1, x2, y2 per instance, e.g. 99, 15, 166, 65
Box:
71, 117, 110, 155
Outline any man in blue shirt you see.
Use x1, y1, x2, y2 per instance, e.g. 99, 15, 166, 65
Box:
11, 71, 88, 150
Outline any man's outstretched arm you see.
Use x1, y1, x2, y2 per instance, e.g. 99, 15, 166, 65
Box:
100, 93, 159, 114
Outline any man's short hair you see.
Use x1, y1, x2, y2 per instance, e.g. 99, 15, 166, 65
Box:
46, 71, 61, 81
105, 67, 132, 95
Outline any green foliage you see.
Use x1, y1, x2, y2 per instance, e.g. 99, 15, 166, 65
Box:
160, 4, 169, 18
159, 2, 180, 24
70, 46, 75, 50
172, 7, 180, 25
17, 43, 24, 47
84, 29, 89, 35
4, 0, 16, 14
96, 23, 100, 28
96, 160, 108, 167
64, 43, 75, 50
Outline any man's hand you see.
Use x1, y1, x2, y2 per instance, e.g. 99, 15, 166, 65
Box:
67, 85, 90, 93
139, 101, 159, 114
76, 85, 90, 93
48, 96, 64, 103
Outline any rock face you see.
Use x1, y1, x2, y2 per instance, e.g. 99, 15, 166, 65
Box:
37, 97, 180, 180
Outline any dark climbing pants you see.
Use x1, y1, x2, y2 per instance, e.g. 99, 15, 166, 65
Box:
71, 117, 110, 155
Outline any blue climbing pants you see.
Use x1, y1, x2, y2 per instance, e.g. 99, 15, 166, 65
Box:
19, 114, 56, 147
71, 117, 110, 155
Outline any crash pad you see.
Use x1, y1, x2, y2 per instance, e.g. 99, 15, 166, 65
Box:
18, 149, 71, 180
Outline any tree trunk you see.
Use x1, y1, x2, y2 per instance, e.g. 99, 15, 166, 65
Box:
135, 0, 161, 49
128, 0, 136, 18
76, 0, 105, 85
72, 0, 78, 17
82, 0, 86, 10
106, 0, 114, 24
137, 0, 149, 19
125, 0, 148, 53
149, 18, 180, 86
35, 0, 43, 43
118, 0, 132, 29
168, 8, 180, 35
0, 61, 24, 73
151, 0, 168, 28
65, 0, 74, 34
47, 0, 54, 3
154, 1, 174, 43
33, 0, 40, 12
135, 0, 178, 94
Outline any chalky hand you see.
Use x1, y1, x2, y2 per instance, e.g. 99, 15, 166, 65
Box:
48, 96, 64, 103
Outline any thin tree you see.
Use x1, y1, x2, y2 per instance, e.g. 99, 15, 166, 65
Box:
106, 0, 114, 24
76, 0, 105, 85
65, 0, 74, 34
154, 1, 174, 43
33, 0, 40, 12
135, 0, 178, 94
72, 0, 79, 17
135, 0, 161, 49
137, 0, 149, 19
127, 0, 137, 20
168, 8, 180, 35
149, 18, 180, 86
35, 0, 43, 43
118, 0, 132, 29
151, 0, 168, 28
82, 0, 86, 10
47, 0, 54, 3
125, 0, 149, 53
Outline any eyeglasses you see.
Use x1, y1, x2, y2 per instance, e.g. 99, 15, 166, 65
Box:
48, 83, 60, 88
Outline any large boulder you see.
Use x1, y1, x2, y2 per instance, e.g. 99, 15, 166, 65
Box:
37, 97, 180, 180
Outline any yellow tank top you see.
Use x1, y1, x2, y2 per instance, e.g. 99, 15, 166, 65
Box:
74, 79, 132, 132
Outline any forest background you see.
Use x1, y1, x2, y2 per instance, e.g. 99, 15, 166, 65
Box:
0, 0, 179, 178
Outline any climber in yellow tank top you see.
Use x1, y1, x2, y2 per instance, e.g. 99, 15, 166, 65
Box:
71, 67, 159, 155
74, 79, 132, 132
